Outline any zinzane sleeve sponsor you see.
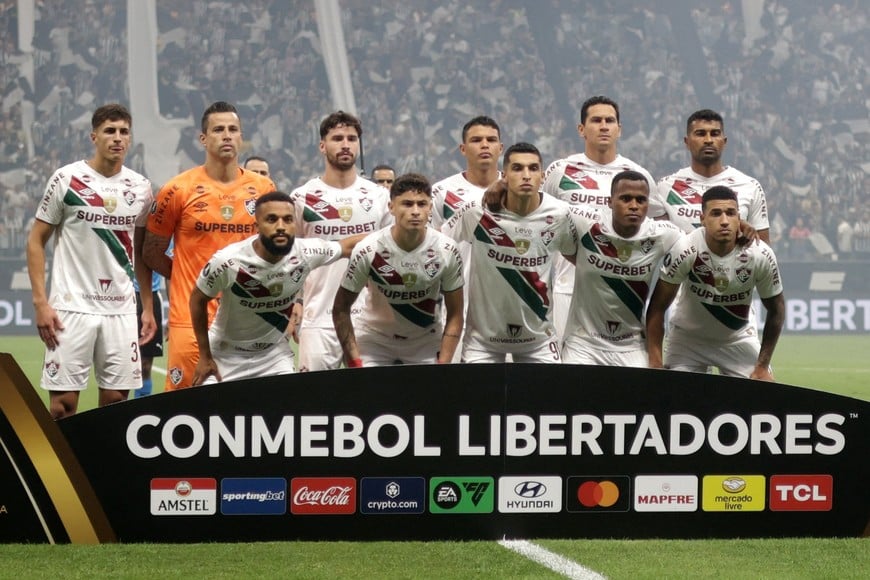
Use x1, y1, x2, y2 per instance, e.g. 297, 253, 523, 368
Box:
442, 200, 480, 244
554, 207, 579, 256
755, 242, 783, 300
196, 250, 235, 298
147, 179, 183, 237
747, 179, 770, 231
439, 238, 464, 293
301, 239, 344, 270
36, 169, 66, 225
340, 236, 376, 294
541, 159, 567, 197
660, 234, 694, 284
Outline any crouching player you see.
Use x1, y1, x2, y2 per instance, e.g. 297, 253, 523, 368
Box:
189, 191, 362, 384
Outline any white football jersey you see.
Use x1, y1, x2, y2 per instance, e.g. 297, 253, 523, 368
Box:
567, 206, 684, 350
290, 176, 391, 328
342, 226, 463, 339
542, 153, 656, 294
651, 166, 769, 234
196, 235, 342, 349
659, 228, 783, 343
444, 196, 577, 352
431, 171, 499, 230
35, 160, 152, 315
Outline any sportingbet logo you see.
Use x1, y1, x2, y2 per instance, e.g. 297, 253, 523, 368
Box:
220, 477, 286, 515
429, 477, 493, 514
290, 477, 356, 515
769, 475, 832, 511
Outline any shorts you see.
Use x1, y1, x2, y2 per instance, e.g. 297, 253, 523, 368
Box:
561, 336, 648, 367
461, 333, 561, 364
665, 330, 762, 378
136, 291, 164, 358
297, 326, 343, 372
202, 340, 296, 384
165, 325, 198, 390
552, 292, 572, 344
40, 310, 142, 391
356, 326, 439, 366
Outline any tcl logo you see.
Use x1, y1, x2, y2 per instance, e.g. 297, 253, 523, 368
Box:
769, 475, 833, 511
290, 477, 356, 515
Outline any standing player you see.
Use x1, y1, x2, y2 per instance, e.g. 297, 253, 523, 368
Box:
333, 173, 464, 366
143, 101, 275, 390
430, 116, 503, 230
370, 164, 396, 188
444, 143, 576, 363
290, 111, 391, 371
650, 109, 769, 243
646, 187, 785, 380
243, 155, 270, 178
431, 115, 503, 361
542, 96, 656, 340
563, 171, 683, 367
27, 103, 154, 418
189, 192, 363, 385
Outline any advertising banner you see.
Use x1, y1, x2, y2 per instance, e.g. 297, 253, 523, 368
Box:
35, 362, 870, 543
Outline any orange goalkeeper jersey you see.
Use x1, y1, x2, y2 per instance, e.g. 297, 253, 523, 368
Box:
147, 166, 275, 328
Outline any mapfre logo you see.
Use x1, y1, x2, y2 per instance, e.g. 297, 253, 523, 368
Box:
769, 475, 832, 511
290, 477, 356, 515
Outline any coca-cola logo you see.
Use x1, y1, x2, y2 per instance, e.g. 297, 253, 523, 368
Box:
293, 485, 352, 506
290, 477, 356, 515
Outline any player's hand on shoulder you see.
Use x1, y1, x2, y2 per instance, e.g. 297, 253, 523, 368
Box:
483, 178, 507, 212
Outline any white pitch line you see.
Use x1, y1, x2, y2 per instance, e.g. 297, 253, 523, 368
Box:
152, 365, 167, 376
498, 539, 606, 580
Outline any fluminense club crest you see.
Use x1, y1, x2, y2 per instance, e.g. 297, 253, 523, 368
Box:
45, 360, 59, 378
359, 197, 373, 212
245, 198, 257, 216
424, 260, 441, 278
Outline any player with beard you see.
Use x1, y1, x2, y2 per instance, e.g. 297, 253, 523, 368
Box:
290, 111, 391, 371
189, 191, 363, 384
144, 101, 275, 390
650, 109, 769, 242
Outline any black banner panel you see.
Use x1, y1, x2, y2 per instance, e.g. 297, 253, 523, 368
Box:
49, 364, 868, 543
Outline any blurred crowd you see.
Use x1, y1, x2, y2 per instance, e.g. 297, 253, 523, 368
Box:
0, 0, 867, 261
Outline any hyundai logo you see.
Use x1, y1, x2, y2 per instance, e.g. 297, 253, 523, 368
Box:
514, 481, 546, 498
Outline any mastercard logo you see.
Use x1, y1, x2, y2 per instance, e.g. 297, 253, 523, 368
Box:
577, 480, 620, 507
